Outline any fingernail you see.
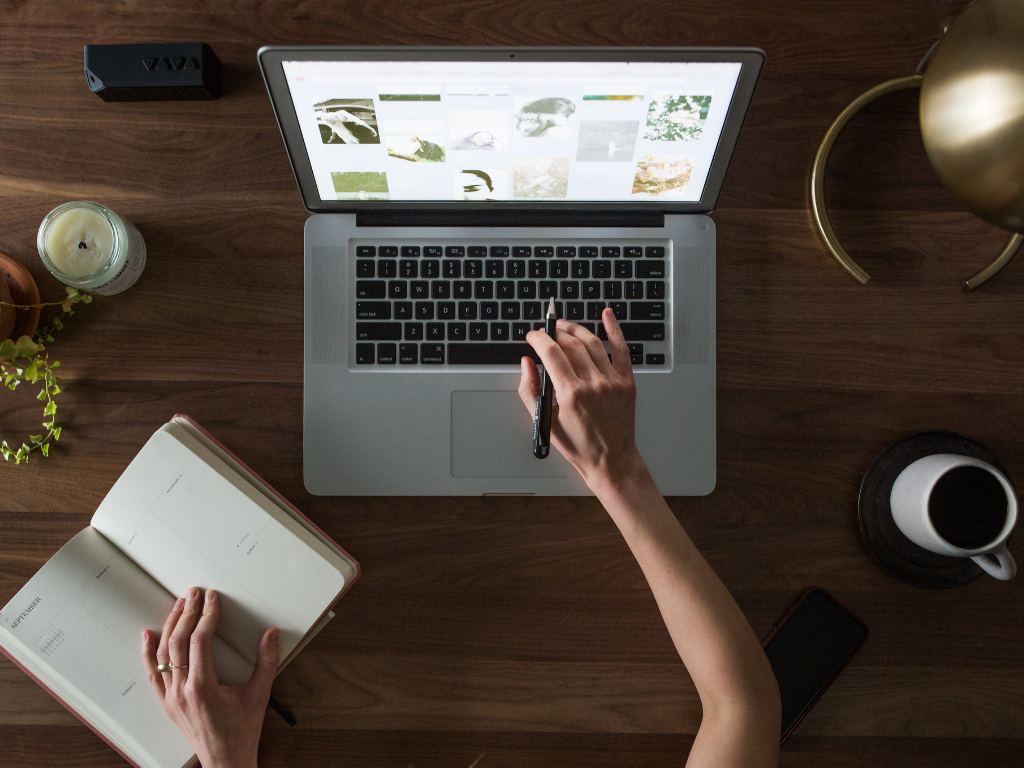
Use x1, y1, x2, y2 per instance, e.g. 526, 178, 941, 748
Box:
205, 589, 216, 602
174, 598, 184, 610
556, 318, 569, 327
187, 587, 199, 601
268, 628, 279, 642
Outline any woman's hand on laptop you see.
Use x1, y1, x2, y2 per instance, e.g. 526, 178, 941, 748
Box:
520, 308, 651, 494
141, 588, 278, 768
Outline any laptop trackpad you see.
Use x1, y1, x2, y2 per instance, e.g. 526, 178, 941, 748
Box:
450, 390, 567, 478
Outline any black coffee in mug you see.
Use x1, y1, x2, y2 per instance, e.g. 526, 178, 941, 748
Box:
928, 466, 1008, 549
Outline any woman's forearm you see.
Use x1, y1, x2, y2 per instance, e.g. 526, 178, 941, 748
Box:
591, 455, 780, 720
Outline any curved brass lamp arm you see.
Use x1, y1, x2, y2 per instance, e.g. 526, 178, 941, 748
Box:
809, 75, 1022, 290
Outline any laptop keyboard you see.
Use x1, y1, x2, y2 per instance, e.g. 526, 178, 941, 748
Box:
352, 241, 669, 367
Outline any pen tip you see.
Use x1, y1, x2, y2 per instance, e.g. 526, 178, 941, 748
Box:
547, 296, 556, 317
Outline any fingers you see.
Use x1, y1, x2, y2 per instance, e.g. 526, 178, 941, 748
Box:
168, 587, 203, 688
141, 629, 165, 698
556, 319, 614, 375
156, 597, 184, 687
553, 328, 599, 379
517, 357, 541, 414
602, 308, 632, 375
246, 627, 280, 705
187, 589, 220, 687
525, 329, 577, 391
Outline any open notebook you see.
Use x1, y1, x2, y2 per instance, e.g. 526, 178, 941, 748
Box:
0, 415, 360, 768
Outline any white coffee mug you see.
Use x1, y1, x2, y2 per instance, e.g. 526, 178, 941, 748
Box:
890, 454, 1017, 581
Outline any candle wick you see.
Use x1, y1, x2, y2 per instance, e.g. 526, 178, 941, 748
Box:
78, 241, 88, 249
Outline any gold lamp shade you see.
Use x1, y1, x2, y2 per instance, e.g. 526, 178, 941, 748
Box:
811, 0, 1024, 288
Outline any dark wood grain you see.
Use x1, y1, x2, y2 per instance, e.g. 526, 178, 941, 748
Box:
1, 1, 1022, 766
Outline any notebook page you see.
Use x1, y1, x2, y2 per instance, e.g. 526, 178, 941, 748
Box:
90, 429, 346, 664
0, 528, 252, 768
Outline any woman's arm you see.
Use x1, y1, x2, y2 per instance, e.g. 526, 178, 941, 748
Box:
520, 309, 781, 768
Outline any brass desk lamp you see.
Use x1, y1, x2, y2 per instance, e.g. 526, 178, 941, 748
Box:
811, 0, 1024, 289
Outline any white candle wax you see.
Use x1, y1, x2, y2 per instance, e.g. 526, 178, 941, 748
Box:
43, 206, 115, 278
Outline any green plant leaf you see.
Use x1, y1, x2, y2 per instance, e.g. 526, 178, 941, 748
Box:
43, 400, 57, 416
41, 442, 50, 457
53, 426, 63, 441
0, 339, 16, 361
15, 336, 40, 358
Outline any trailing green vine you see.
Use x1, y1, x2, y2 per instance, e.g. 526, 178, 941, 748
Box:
0, 287, 91, 464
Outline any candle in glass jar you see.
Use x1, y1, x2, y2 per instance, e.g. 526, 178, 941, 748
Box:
37, 201, 146, 295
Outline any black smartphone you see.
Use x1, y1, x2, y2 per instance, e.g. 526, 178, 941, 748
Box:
762, 588, 868, 743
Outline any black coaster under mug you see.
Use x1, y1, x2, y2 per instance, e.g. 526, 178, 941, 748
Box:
857, 432, 1006, 588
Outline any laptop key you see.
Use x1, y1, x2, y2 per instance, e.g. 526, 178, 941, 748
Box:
422, 260, 440, 278
486, 260, 504, 278
523, 301, 542, 320
557, 246, 577, 258
427, 322, 445, 341
539, 281, 558, 299
615, 261, 633, 279
356, 343, 375, 364
465, 260, 483, 278
379, 246, 399, 258
637, 260, 665, 278
610, 301, 628, 320
356, 260, 375, 278
445, 245, 465, 258
356, 245, 376, 257
415, 302, 434, 320
646, 280, 666, 299
593, 261, 612, 278
528, 261, 547, 278
447, 322, 467, 340
356, 322, 401, 341
489, 245, 510, 258
474, 281, 494, 299
404, 322, 424, 340
517, 281, 537, 299
424, 245, 443, 258
566, 301, 584, 320
571, 261, 590, 278
448, 343, 539, 365
437, 302, 456, 320
625, 280, 643, 299
535, 246, 554, 258
411, 281, 429, 299
497, 280, 515, 299
458, 301, 478, 320
603, 281, 622, 299
443, 260, 461, 278
508, 260, 526, 278
624, 246, 643, 258
501, 302, 520, 320
356, 302, 391, 319
560, 281, 580, 299
399, 344, 418, 364
401, 245, 420, 258
513, 246, 532, 258
620, 322, 666, 341
421, 344, 445, 364
490, 322, 510, 341
378, 259, 397, 278
645, 246, 666, 258
586, 302, 605, 320
431, 281, 451, 299
631, 302, 665, 320
468, 246, 487, 258
469, 322, 488, 340
481, 302, 499, 320
601, 246, 621, 258
400, 259, 418, 278
551, 260, 569, 278
454, 281, 472, 299
357, 281, 386, 299
377, 343, 397, 364
387, 281, 407, 299
580, 246, 599, 258
646, 353, 666, 365
582, 281, 600, 299
512, 322, 531, 340
395, 301, 413, 319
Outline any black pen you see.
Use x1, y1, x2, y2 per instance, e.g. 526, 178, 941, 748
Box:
532, 297, 557, 459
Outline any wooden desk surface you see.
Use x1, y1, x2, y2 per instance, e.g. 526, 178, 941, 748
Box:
2, 1, 1022, 766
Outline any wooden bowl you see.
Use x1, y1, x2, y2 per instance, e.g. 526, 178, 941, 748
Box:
0, 252, 41, 341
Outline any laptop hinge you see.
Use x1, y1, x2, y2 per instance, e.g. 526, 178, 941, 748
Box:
355, 210, 666, 228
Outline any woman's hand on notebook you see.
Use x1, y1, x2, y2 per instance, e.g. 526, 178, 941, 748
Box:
520, 308, 651, 493
141, 588, 278, 768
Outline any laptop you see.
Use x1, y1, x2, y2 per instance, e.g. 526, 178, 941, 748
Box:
258, 46, 763, 495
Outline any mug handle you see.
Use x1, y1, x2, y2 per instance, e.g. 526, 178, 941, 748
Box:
971, 546, 1018, 581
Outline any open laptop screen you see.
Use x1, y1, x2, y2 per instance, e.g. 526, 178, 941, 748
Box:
278, 58, 745, 205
